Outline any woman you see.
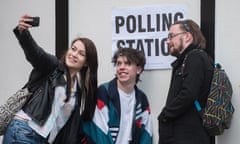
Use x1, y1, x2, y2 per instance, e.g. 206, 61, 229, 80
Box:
3, 14, 98, 144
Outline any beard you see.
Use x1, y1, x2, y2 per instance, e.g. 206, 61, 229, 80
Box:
169, 38, 184, 57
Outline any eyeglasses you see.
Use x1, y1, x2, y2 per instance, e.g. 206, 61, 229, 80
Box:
167, 31, 187, 40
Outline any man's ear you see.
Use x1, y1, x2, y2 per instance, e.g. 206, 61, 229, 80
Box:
185, 32, 193, 43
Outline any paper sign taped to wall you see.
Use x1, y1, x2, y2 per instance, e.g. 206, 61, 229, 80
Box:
112, 4, 188, 70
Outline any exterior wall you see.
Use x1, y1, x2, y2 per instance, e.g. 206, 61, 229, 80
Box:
215, 0, 240, 144
69, 0, 200, 143
0, 0, 55, 141
0, 0, 239, 143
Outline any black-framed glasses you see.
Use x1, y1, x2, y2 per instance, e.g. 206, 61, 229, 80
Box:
167, 31, 186, 40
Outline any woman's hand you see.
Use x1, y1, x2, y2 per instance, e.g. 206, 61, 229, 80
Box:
18, 14, 33, 32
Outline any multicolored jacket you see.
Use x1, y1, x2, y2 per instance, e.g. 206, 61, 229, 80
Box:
83, 78, 152, 144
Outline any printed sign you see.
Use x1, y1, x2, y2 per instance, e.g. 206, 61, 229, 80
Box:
112, 5, 188, 69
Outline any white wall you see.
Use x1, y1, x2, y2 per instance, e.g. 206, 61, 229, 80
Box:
0, 0, 55, 142
69, 0, 200, 143
215, 0, 240, 144
0, 0, 55, 104
0, 0, 239, 144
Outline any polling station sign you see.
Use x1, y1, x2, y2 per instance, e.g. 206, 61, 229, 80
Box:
112, 5, 188, 70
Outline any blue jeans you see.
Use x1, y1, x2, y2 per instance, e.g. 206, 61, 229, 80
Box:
3, 119, 49, 144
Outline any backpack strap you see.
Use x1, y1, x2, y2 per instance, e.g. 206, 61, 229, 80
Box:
181, 49, 206, 112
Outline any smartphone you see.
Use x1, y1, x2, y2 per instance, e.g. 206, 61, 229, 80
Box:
26, 16, 40, 27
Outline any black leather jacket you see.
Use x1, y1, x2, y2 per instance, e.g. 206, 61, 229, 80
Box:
13, 27, 67, 126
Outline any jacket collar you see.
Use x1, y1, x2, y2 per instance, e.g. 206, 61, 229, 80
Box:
108, 77, 142, 117
51, 62, 67, 87
171, 44, 198, 68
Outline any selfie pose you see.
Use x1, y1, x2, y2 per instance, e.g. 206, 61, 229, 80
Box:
3, 14, 98, 144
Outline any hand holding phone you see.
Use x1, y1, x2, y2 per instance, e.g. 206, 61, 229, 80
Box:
26, 17, 40, 27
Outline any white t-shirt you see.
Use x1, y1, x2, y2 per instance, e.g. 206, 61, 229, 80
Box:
115, 88, 135, 144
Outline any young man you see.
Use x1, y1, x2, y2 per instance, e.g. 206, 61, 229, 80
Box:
83, 48, 152, 144
158, 19, 214, 144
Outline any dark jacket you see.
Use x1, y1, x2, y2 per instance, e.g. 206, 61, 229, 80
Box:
14, 27, 67, 126
158, 45, 214, 144
82, 78, 152, 144
13, 27, 84, 143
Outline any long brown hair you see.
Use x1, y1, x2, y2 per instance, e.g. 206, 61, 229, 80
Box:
62, 37, 98, 121
174, 19, 206, 49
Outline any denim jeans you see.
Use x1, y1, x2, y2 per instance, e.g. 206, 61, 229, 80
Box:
3, 119, 49, 144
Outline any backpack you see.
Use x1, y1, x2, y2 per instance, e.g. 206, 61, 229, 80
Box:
194, 63, 234, 136
183, 49, 235, 136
